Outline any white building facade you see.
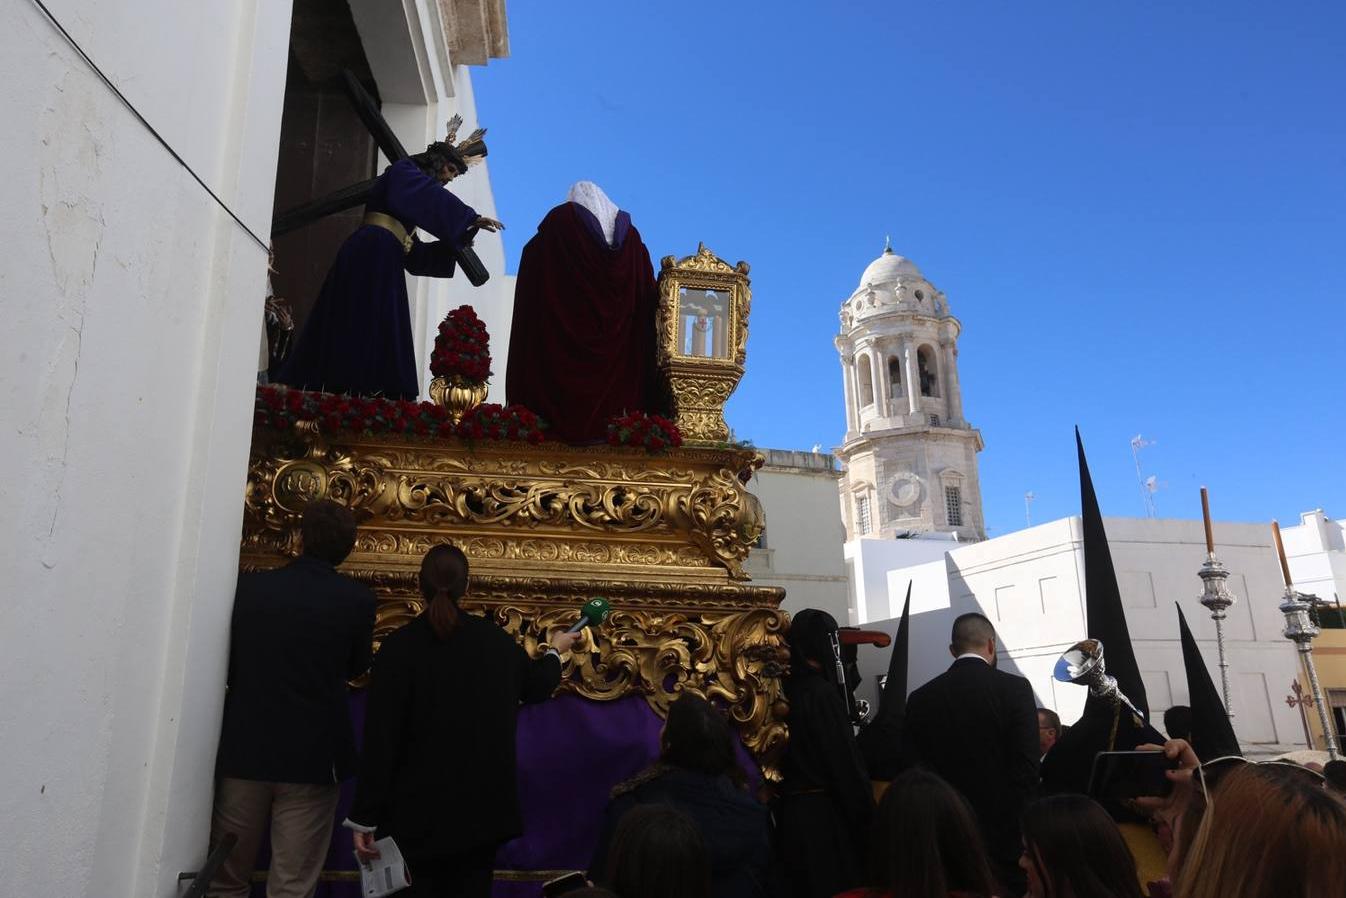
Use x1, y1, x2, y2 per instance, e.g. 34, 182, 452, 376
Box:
835, 243, 986, 543
1, 3, 510, 896
847, 513, 1342, 756
1280, 509, 1346, 602
827, 244, 1340, 755
744, 449, 850, 622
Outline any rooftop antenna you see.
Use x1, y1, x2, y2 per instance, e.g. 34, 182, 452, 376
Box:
1131, 434, 1157, 518
1025, 491, 1035, 527
1144, 475, 1163, 516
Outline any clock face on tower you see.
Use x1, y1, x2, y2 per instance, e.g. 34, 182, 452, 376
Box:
888, 472, 923, 509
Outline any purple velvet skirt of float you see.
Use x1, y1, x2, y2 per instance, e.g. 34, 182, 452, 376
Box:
275, 226, 420, 401
492, 695, 763, 898
261, 693, 762, 898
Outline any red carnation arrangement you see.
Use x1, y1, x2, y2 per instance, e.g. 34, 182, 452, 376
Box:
254, 385, 545, 443
606, 411, 683, 453
429, 305, 492, 383
457, 403, 547, 445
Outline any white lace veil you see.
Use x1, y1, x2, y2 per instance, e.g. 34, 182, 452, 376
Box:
566, 180, 620, 247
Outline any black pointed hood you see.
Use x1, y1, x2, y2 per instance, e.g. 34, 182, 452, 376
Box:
855, 583, 911, 780
1043, 431, 1166, 800
1077, 427, 1150, 720
876, 583, 911, 719
1176, 603, 1241, 759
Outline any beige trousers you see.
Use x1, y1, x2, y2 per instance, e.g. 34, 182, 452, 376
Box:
208, 778, 341, 898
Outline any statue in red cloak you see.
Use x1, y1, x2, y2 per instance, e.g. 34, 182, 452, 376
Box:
506, 182, 662, 443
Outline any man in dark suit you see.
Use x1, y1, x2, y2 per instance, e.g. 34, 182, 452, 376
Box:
901, 612, 1038, 894
209, 500, 377, 898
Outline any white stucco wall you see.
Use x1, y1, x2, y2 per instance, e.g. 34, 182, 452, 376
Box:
744, 451, 849, 622
842, 535, 956, 624
0, 2, 292, 896
0, 3, 514, 894
852, 516, 1314, 754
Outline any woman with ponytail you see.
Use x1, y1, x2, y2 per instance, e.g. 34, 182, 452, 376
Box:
346, 544, 579, 897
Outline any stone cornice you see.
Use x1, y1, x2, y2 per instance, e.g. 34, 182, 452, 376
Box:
439, 0, 509, 65
836, 422, 985, 457
838, 313, 962, 340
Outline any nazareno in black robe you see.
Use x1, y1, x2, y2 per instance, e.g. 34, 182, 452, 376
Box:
777, 610, 874, 898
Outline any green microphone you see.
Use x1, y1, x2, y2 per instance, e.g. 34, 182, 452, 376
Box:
566, 596, 611, 633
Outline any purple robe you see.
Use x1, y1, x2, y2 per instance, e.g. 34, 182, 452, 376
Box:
276, 159, 479, 400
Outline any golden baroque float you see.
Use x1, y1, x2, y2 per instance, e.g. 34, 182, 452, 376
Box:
241, 420, 791, 779
242, 244, 790, 778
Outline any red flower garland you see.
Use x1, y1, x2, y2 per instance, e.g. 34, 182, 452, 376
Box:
457, 403, 546, 445
429, 305, 492, 383
254, 385, 545, 443
606, 411, 683, 453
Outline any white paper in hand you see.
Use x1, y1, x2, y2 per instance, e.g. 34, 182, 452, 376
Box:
356, 836, 411, 897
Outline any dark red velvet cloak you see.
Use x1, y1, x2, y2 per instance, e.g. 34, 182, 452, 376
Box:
506, 202, 660, 443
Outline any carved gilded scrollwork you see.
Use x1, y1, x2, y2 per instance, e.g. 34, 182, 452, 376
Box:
241, 426, 788, 775
244, 427, 764, 580
238, 559, 794, 780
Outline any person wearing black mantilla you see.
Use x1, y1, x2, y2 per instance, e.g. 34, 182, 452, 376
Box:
777, 608, 874, 898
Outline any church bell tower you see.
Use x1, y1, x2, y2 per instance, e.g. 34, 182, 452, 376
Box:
835, 241, 986, 541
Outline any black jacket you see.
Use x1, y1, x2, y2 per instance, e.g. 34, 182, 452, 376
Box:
349, 613, 562, 857
1040, 698, 1165, 801
589, 766, 775, 898
901, 657, 1039, 881
216, 556, 377, 784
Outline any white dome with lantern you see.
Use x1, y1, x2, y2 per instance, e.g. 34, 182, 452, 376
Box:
841, 239, 951, 330
833, 238, 985, 542
858, 240, 922, 287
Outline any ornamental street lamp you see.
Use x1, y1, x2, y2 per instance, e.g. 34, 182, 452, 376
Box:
1272, 520, 1340, 760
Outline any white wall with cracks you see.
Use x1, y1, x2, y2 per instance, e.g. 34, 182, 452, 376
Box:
0, 2, 291, 896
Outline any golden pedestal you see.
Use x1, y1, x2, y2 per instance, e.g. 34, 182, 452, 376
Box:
241, 424, 790, 779
427, 375, 488, 424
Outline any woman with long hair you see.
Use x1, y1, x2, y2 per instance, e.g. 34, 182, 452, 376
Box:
1018, 794, 1143, 898
590, 693, 772, 898
603, 804, 710, 898
345, 544, 579, 897
1172, 762, 1346, 898
1133, 738, 1337, 896
837, 768, 996, 898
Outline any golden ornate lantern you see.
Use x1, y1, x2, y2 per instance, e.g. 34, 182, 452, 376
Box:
656, 243, 752, 444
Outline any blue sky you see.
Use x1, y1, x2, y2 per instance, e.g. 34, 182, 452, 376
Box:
473, 1, 1346, 538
